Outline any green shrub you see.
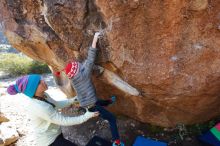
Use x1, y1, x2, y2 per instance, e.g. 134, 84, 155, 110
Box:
0, 53, 50, 76
29, 60, 51, 74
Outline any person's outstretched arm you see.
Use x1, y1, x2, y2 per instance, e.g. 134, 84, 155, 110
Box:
83, 32, 100, 76
32, 103, 99, 126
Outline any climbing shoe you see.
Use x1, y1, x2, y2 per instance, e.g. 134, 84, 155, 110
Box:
110, 95, 116, 104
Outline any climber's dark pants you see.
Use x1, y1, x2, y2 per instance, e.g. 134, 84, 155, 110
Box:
88, 99, 120, 141
50, 134, 77, 146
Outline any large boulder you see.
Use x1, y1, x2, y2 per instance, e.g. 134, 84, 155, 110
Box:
0, 138, 4, 146
0, 113, 9, 123
0, 0, 220, 127
0, 123, 19, 146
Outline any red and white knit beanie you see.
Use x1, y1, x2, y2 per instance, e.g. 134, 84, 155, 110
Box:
64, 61, 79, 78
54, 61, 79, 79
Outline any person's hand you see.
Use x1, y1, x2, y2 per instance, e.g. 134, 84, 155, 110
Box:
94, 32, 100, 39
71, 102, 80, 108
84, 109, 99, 119
91, 111, 99, 117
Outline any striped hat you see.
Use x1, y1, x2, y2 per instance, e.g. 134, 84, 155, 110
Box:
7, 74, 41, 98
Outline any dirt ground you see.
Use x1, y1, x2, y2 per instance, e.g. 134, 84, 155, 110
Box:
0, 74, 211, 146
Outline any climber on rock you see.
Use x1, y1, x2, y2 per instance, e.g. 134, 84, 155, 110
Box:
7, 74, 99, 146
55, 32, 125, 146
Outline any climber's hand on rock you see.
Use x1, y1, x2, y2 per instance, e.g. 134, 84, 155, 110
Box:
92, 32, 100, 48
94, 32, 101, 39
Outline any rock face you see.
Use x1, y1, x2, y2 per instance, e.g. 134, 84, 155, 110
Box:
0, 138, 4, 146
0, 123, 19, 146
0, 32, 8, 44
0, 113, 9, 123
0, 113, 18, 146
0, 0, 220, 127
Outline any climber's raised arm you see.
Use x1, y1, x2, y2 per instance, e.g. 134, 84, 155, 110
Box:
83, 32, 100, 75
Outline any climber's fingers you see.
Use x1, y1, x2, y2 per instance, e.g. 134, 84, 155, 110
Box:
94, 32, 101, 39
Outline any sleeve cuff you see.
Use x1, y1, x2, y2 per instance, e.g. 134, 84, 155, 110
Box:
89, 46, 97, 51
